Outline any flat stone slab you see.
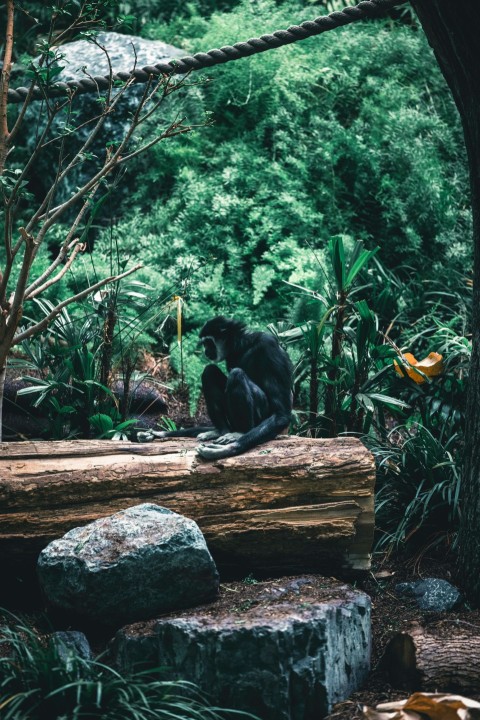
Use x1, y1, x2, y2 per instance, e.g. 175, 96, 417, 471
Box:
111, 575, 371, 720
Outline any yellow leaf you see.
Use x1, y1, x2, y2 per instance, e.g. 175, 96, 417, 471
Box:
394, 352, 443, 384
370, 693, 480, 720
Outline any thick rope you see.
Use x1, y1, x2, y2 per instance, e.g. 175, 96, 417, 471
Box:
7, 0, 407, 103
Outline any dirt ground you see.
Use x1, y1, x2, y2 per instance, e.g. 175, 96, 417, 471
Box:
326, 554, 480, 719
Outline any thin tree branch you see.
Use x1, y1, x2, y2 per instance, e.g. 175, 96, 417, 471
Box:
25, 73, 136, 235
0, 0, 14, 174
6, 105, 60, 210
32, 75, 155, 241
13, 263, 143, 345
24, 237, 79, 298
118, 123, 195, 164
6, 227, 36, 334
26, 240, 86, 299
25, 180, 101, 289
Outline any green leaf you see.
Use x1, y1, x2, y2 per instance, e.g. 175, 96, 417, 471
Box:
368, 393, 411, 409
329, 235, 346, 291
356, 393, 375, 413
89, 413, 114, 436
345, 246, 379, 288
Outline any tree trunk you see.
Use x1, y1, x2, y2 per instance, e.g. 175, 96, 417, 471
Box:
411, 1, 480, 602
0, 358, 6, 443
0, 436, 375, 577
382, 621, 480, 693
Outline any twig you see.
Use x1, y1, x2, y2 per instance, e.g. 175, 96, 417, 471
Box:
13, 264, 143, 345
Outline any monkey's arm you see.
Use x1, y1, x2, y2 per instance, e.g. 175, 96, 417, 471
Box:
196, 413, 290, 459
135, 426, 217, 442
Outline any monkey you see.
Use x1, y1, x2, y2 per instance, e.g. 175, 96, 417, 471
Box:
137, 316, 293, 460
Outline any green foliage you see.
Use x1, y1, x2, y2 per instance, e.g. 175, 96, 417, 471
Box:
279, 234, 468, 554
279, 237, 403, 435
109, 0, 470, 330
370, 423, 461, 555
12, 269, 172, 438
0, 612, 245, 720
367, 279, 469, 555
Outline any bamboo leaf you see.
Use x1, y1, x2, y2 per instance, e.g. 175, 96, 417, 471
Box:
345, 246, 379, 287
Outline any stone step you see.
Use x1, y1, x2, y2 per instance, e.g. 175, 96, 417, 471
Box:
111, 575, 371, 720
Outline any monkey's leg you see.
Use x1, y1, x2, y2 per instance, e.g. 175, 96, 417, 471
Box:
201, 364, 230, 433
135, 425, 215, 442
196, 370, 269, 458
197, 429, 222, 441
225, 368, 269, 432
212, 432, 245, 445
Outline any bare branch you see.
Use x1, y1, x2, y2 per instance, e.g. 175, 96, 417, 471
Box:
25, 74, 137, 236
13, 263, 143, 345
6, 227, 36, 334
27, 240, 86, 299
24, 237, 79, 298
32, 75, 156, 241
0, 0, 14, 174
6, 103, 62, 211
8, 81, 38, 145
26, 181, 101, 292
118, 123, 195, 164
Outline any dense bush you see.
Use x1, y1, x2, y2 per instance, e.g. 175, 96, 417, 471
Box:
88, 0, 470, 331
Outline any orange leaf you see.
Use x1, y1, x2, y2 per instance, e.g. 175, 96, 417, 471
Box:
394, 352, 443, 384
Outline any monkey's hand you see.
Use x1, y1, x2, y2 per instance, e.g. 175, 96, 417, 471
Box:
197, 430, 221, 441
136, 430, 168, 442
196, 441, 239, 460
213, 432, 244, 445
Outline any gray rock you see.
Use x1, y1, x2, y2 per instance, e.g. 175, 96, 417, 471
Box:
28, 31, 199, 200
55, 31, 184, 82
51, 630, 93, 663
395, 577, 461, 611
111, 577, 371, 720
37, 504, 219, 625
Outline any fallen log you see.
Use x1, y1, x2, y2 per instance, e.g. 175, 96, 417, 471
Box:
0, 435, 375, 576
382, 621, 480, 693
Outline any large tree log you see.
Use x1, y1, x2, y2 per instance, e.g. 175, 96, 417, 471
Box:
383, 621, 480, 693
0, 436, 374, 576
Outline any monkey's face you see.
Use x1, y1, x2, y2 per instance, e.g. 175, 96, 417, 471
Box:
200, 335, 227, 362
200, 316, 238, 363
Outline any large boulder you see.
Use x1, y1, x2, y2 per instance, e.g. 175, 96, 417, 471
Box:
37, 504, 219, 625
26, 31, 196, 201
112, 576, 371, 720
56, 30, 183, 82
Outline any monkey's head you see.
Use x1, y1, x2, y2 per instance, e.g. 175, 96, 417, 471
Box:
199, 316, 247, 362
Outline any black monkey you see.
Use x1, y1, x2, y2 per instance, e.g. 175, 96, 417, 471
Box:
138, 316, 293, 460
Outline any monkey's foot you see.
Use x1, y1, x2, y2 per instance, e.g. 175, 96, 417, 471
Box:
197, 430, 222, 441
136, 430, 167, 442
214, 432, 244, 445
196, 441, 239, 460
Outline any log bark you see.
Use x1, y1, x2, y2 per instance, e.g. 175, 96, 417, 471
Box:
383, 621, 480, 693
0, 435, 375, 576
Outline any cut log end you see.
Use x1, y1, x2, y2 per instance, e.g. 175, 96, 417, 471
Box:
383, 621, 480, 693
